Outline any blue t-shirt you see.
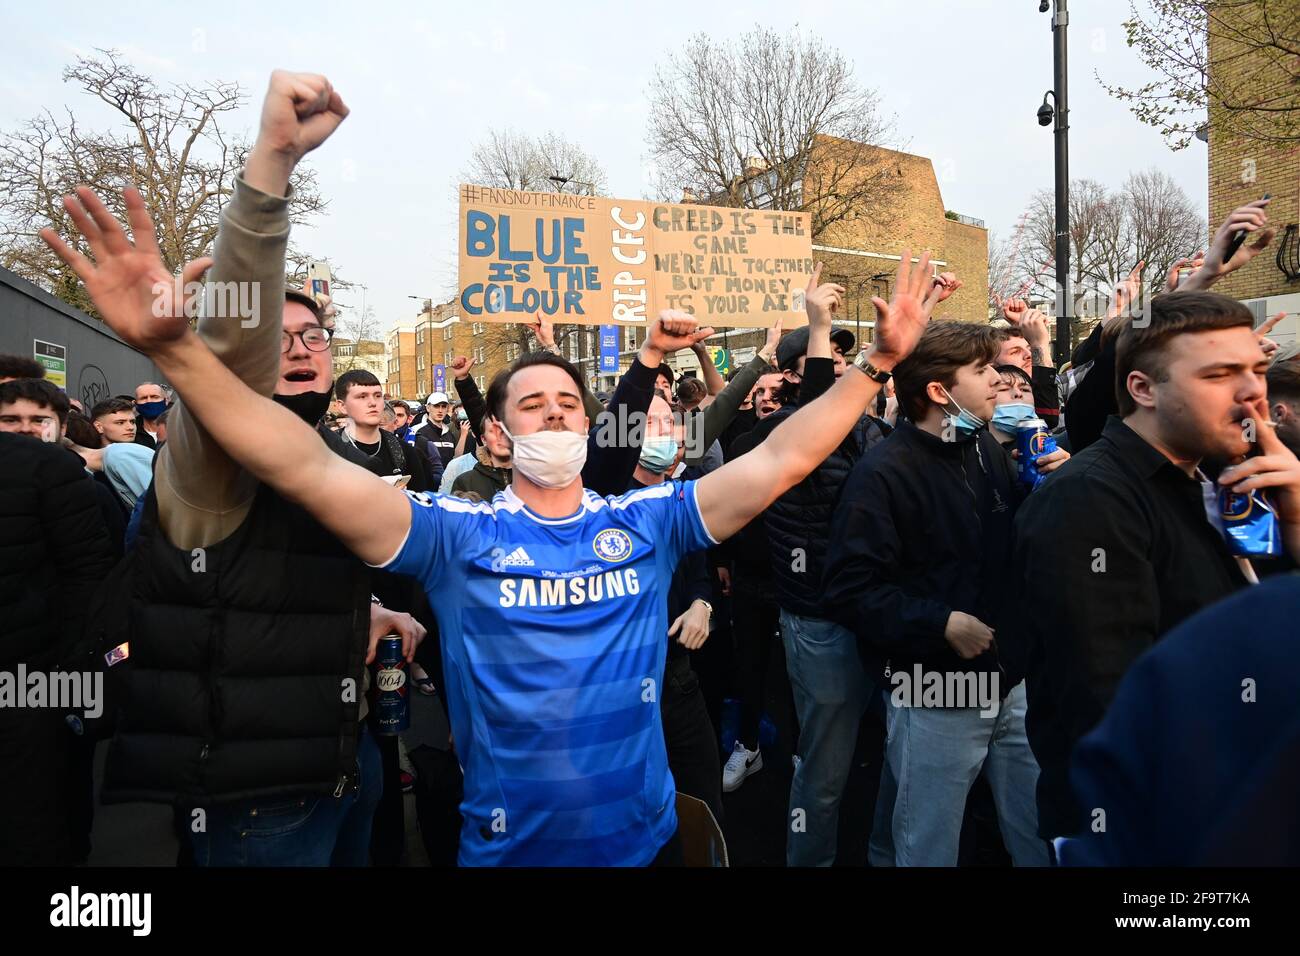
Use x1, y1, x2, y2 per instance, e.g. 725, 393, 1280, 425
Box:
377, 480, 716, 866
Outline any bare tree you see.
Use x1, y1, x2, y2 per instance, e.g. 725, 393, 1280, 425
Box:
463, 129, 608, 196
0, 50, 329, 316
1097, 0, 1300, 150
332, 305, 383, 374
646, 26, 903, 239
1012, 169, 1205, 321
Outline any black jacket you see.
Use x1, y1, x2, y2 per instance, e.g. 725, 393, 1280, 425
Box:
101, 481, 370, 806
822, 422, 1022, 683
0, 434, 115, 670
452, 461, 511, 501
1006, 415, 1248, 838
415, 419, 459, 467
755, 357, 888, 618
133, 414, 162, 450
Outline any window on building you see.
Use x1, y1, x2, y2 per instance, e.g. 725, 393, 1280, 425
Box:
567, 335, 580, 362
416, 328, 423, 344
473, 322, 485, 335
623, 326, 637, 351
475, 375, 486, 392
444, 350, 454, 366
443, 326, 453, 341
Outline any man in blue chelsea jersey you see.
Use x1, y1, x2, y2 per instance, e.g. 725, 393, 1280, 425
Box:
42, 72, 956, 865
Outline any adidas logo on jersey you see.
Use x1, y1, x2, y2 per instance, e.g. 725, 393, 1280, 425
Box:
497, 546, 535, 568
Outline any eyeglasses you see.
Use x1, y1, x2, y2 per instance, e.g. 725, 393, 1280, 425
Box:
281, 327, 333, 353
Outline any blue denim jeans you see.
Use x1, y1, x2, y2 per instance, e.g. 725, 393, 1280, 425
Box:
886, 681, 1048, 867
191, 729, 383, 867
780, 610, 872, 867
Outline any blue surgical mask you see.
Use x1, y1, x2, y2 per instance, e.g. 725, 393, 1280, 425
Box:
940, 387, 986, 437
991, 402, 1035, 434
639, 435, 679, 474
137, 400, 168, 420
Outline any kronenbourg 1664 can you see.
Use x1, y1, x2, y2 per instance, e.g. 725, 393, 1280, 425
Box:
1015, 418, 1056, 490
373, 635, 409, 735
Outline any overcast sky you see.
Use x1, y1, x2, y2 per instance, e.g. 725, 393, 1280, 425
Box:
1, 0, 1207, 334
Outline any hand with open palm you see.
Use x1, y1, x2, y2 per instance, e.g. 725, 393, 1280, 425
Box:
40, 187, 209, 355
870, 249, 942, 366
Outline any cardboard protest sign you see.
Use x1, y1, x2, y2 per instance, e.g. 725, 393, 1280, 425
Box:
458, 184, 813, 328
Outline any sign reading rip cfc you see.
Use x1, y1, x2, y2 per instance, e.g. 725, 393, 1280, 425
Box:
458, 184, 814, 328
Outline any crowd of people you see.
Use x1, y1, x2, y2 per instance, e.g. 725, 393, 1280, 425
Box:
3, 69, 1299, 868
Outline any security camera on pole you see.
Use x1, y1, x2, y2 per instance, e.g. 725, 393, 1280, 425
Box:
1038, 0, 1070, 365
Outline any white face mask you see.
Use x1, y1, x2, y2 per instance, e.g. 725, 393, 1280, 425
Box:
496, 419, 587, 490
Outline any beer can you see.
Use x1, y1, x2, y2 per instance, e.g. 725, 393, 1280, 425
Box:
1015, 418, 1056, 489
1218, 488, 1280, 557
372, 635, 409, 735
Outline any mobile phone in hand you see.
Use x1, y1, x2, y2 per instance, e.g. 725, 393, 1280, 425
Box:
1222, 194, 1270, 263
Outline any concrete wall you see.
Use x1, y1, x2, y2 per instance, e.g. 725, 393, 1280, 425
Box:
0, 265, 161, 407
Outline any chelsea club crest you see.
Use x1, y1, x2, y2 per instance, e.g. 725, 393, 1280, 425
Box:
593, 529, 633, 563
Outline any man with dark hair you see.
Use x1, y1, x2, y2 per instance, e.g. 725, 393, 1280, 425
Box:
0, 354, 46, 383
336, 370, 431, 493
1, 429, 115, 865
1008, 289, 1300, 842
90, 397, 137, 444
384, 399, 444, 489
1, 378, 70, 440
1265, 357, 1300, 457
38, 71, 425, 867
734, 266, 958, 866
824, 321, 1048, 866
47, 97, 941, 872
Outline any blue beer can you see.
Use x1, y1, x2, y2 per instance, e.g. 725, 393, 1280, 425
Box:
373, 635, 409, 735
1016, 418, 1056, 489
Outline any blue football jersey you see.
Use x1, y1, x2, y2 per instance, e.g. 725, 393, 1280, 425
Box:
375, 480, 717, 866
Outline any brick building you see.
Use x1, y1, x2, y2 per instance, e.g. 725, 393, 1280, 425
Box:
1206, 9, 1300, 347
331, 338, 387, 384
391, 300, 519, 403
384, 326, 417, 399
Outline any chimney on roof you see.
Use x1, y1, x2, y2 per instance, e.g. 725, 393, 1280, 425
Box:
742, 156, 767, 178
681, 187, 698, 203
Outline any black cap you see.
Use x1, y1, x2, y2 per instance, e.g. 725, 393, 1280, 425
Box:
775, 325, 856, 371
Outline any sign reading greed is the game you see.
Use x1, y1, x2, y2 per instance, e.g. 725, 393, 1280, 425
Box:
458, 185, 814, 328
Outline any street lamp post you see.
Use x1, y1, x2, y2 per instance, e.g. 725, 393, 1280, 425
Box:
1040, 0, 1071, 365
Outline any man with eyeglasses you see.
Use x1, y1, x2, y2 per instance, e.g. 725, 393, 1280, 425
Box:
52, 73, 425, 867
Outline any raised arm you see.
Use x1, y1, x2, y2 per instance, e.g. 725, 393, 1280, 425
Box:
690, 341, 726, 396
134, 71, 348, 549
41, 185, 409, 567
696, 251, 945, 542
689, 320, 781, 465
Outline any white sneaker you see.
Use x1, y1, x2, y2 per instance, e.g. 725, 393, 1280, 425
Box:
722, 741, 763, 792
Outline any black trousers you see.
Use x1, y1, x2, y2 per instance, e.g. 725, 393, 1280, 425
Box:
0, 707, 76, 865
732, 574, 783, 751
367, 722, 405, 866
661, 654, 723, 824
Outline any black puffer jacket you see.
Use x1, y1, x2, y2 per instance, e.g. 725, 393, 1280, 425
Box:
0, 434, 114, 670
101, 483, 370, 806
752, 358, 888, 618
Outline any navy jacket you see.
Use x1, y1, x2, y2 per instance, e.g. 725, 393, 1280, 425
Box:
1061, 575, 1300, 865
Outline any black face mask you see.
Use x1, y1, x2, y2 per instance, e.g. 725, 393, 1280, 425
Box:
273, 389, 332, 425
